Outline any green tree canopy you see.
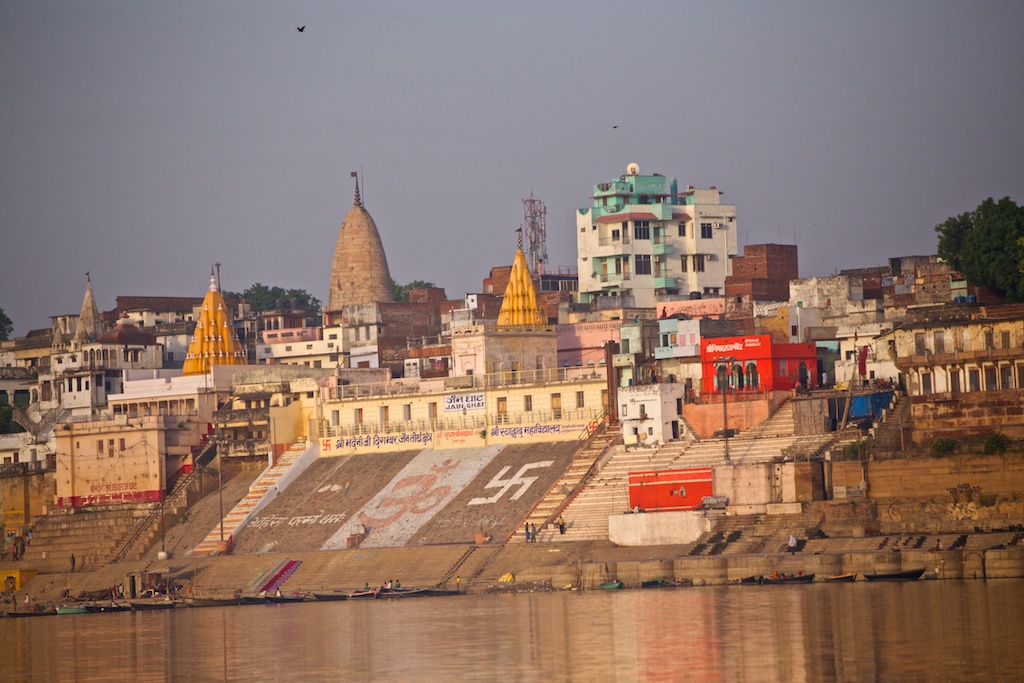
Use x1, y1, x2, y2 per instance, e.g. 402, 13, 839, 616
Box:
222, 284, 322, 316
0, 403, 25, 434
0, 307, 12, 341
935, 197, 1024, 302
392, 279, 436, 303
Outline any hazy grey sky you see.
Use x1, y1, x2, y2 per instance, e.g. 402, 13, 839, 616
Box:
2, 2, 1022, 336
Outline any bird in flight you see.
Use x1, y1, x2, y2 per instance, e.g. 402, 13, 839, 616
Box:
612, 125, 619, 129
297, 26, 305, 32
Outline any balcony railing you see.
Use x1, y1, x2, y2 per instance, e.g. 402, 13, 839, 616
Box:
212, 407, 270, 424
322, 366, 606, 401
315, 407, 603, 439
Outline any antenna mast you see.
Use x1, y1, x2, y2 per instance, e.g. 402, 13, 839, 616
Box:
522, 192, 547, 275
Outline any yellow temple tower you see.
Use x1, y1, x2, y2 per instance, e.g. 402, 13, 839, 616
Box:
182, 269, 247, 375
496, 239, 546, 327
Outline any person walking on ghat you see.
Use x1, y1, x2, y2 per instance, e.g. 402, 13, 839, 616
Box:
524, 523, 531, 543
70, 553, 76, 572
530, 523, 538, 543
558, 516, 566, 535
788, 534, 798, 555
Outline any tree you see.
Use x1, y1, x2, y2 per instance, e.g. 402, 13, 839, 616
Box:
392, 280, 436, 303
0, 307, 11, 341
935, 197, 1024, 301
222, 284, 322, 316
0, 403, 25, 434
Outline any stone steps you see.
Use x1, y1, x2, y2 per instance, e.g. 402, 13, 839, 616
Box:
511, 425, 622, 542
192, 444, 310, 557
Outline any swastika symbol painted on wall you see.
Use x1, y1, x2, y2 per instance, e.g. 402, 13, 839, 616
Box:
468, 461, 554, 505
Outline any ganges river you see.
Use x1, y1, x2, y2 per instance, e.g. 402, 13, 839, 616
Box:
3, 579, 1023, 682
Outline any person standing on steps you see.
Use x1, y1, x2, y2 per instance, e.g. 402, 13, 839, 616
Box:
558, 517, 566, 535
530, 523, 538, 543
524, 523, 531, 543
788, 534, 798, 554
455, 576, 461, 592
70, 553, 76, 572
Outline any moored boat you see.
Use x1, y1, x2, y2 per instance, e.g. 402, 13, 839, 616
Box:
5, 608, 58, 618
864, 567, 926, 581
347, 590, 378, 600
762, 573, 815, 585
600, 580, 623, 590
185, 597, 243, 608
266, 594, 306, 604
85, 603, 132, 613
129, 600, 177, 610
57, 605, 91, 615
823, 572, 858, 583
313, 592, 350, 601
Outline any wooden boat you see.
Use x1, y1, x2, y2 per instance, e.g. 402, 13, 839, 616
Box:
739, 575, 763, 585
129, 600, 178, 610
377, 587, 429, 598
823, 572, 858, 583
761, 573, 815, 585
266, 594, 306, 604
864, 567, 926, 582
242, 595, 268, 605
600, 580, 623, 590
85, 603, 132, 613
347, 590, 378, 600
641, 578, 667, 588
184, 597, 243, 608
5, 608, 58, 618
57, 605, 91, 615
422, 588, 462, 598
313, 592, 350, 601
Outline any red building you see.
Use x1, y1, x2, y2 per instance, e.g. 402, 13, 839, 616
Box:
701, 334, 818, 392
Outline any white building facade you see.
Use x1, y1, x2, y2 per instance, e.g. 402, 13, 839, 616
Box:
576, 163, 737, 309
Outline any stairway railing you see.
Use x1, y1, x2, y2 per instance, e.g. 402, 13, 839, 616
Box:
110, 442, 215, 564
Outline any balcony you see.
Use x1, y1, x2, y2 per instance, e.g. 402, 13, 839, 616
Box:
653, 275, 679, 290
598, 272, 630, 284
654, 344, 699, 360
651, 237, 675, 256
212, 407, 270, 427
612, 353, 637, 368
213, 437, 267, 458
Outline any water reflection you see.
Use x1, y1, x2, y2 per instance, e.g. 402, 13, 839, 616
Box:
2, 581, 1023, 681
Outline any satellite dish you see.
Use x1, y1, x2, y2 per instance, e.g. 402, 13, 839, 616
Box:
626, 163, 640, 175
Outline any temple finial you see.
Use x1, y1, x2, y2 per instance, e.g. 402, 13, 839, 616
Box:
351, 171, 361, 207
516, 226, 523, 250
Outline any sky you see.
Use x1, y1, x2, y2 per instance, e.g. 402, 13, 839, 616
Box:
2, 2, 1023, 337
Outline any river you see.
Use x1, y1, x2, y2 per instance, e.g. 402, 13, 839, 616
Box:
3, 580, 1022, 682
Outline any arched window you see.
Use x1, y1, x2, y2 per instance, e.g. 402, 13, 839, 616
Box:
746, 362, 759, 389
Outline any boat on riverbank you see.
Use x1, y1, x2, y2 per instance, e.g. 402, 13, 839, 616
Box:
864, 567, 926, 581
823, 573, 858, 583
762, 573, 815, 585
599, 580, 623, 590
56, 605, 90, 615
129, 600, 178, 610
4, 608, 58, 618
739, 573, 815, 585
313, 591, 349, 601
184, 597, 243, 608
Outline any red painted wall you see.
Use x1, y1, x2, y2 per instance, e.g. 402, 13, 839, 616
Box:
628, 468, 714, 511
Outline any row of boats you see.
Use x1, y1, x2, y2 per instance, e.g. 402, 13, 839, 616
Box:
739, 567, 928, 585
2, 586, 464, 617
597, 567, 928, 589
